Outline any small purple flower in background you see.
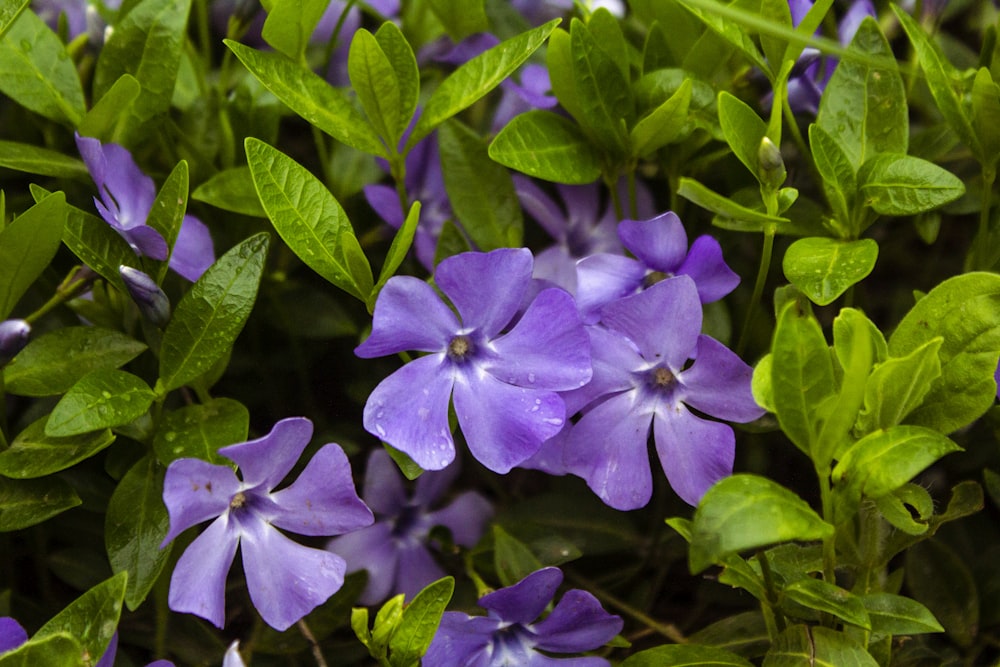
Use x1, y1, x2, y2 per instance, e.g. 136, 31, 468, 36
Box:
575, 211, 739, 323
423, 566, 623, 666
562, 276, 764, 510
34, 0, 121, 42
76, 134, 215, 282
160, 417, 374, 630
356, 248, 592, 474
327, 449, 493, 605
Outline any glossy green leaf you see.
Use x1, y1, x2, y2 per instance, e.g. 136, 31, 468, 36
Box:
809, 123, 856, 229
349, 29, 404, 148
888, 272, 1000, 433
764, 625, 878, 666
675, 0, 769, 75
0, 191, 66, 320
369, 202, 420, 312
677, 178, 789, 231
427, 0, 487, 41
374, 21, 418, 145
77, 73, 141, 142
153, 397, 249, 465
630, 78, 691, 157
782, 578, 870, 630
971, 68, 1000, 164
36, 572, 126, 664
2, 326, 147, 396
493, 524, 543, 586
860, 154, 965, 216
816, 17, 906, 169
758, 0, 793, 71
388, 577, 454, 667
689, 474, 834, 574
53, 196, 138, 292
832, 307, 887, 369
0, 416, 114, 478
409, 19, 559, 147
904, 539, 978, 647
226, 40, 386, 156
856, 337, 942, 434
587, 7, 629, 81
433, 219, 472, 266
0, 141, 88, 179
622, 645, 754, 667
0, 0, 28, 39
147, 160, 188, 283
718, 91, 767, 182
751, 353, 775, 414
782, 237, 878, 306
783, 0, 833, 64
546, 28, 584, 128
0, 476, 81, 531
260, 0, 326, 60
192, 167, 266, 217
631, 0, 701, 67
771, 299, 834, 457
689, 611, 769, 658
93, 0, 192, 145
874, 483, 933, 536
489, 109, 602, 184
439, 118, 522, 251
0, 633, 82, 667
0, 8, 84, 124
371, 595, 404, 659
106, 455, 171, 610
567, 17, 631, 157
246, 138, 372, 301
158, 232, 270, 392
861, 593, 944, 635
46, 369, 156, 437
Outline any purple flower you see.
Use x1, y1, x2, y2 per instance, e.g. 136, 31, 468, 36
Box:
0, 618, 27, 654
424, 567, 622, 666
0, 319, 30, 366
575, 211, 739, 323
120, 266, 171, 326
327, 449, 493, 605
562, 276, 764, 509
356, 248, 592, 474
160, 417, 374, 630
76, 134, 215, 282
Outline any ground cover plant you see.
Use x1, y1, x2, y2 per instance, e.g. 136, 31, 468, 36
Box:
1, 0, 1000, 664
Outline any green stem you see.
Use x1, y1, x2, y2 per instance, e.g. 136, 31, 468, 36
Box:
566, 571, 687, 644
312, 125, 334, 188
975, 165, 996, 269
736, 224, 776, 356
298, 619, 329, 667
816, 464, 837, 585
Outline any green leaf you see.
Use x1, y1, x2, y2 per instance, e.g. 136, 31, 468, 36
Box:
587, 8, 629, 83
0, 633, 83, 667
153, 398, 249, 465
226, 40, 386, 156
0, 476, 81, 531
427, 0, 487, 41
409, 19, 560, 147
493, 524, 543, 586
371, 595, 404, 661
904, 539, 978, 647
874, 483, 933, 536
0, 192, 66, 320
369, 202, 420, 312
621, 645, 754, 667
439, 118, 522, 251
718, 91, 767, 182
433, 219, 472, 266
630, 78, 691, 157
245, 138, 372, 301
832, 307, 887, 370
782, 578, 870, 630
0, 8, 84, 124
374, 21, 418, 146
0, 0, 28, 39
2, 326, 147, 397
567, 17, 631, 157
764, 625, 878, 666
158, 232, 270, 392
47, 191, 138, 292
0, 142, 88, 179
809, 123, 856, 229
388, 577, 454, 667
770, 299, 835, 457
546, 28, 584, 127
677, 178, 790, 231
0, 416, 114, 478
860, 154, 965, 216
489, 109, 602, 184
46, 369, 156, 437
106, 455, 171, 610
816, 17, 907, 169
971, 68, 1000, 165
147, 160, 189, 283
93, 0, 192, 146
260, 0, 326, 60
856, 337, 942, 434
751, 353, 775, 414
888, 272, 1000, 433
349, 29, 404, 148
689, 474, 834, 574
77, 73, 141, 142
675, 0, 769, 75
782, 237, 878, 306
861, 593, 944, 635
192, 167, 266, 217
36, 572, 126, 664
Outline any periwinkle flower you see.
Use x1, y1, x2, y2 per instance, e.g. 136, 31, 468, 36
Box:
76, 134, 215, 281
0, 319, 30, 366
160, 417, 374, 630
356, 248, 592, 474
328, 448, 493, 605
119, 266, 171, 327
0, 618, 27, 654
423, 567, 623, 667
575, 211, 739, 323
562, 276, 764, 509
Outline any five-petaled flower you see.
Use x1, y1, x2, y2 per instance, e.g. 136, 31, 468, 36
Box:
356, 248, 592, 474
423, 566, 623, 666
160, 417, 373, 631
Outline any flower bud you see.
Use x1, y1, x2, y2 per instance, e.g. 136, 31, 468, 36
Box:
0, 319, 31, 366
120, 266, 171, 327
757, 136, 786, 190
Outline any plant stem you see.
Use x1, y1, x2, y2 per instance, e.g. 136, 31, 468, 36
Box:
566, 571, 687, 644
737, 224, 775, 356
298, 619, 329, 667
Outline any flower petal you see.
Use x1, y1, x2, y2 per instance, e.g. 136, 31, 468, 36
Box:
425, 490, 493, 547
678, 235, 740, 303
327, 521, 399, 605
76, 134, 155, 231
480, 567, 562, 623
363, 354, 456, 470
515, 175, 570, 241
563, 391, 655, 511
355, 277, 458, 357
424, 613, 496, 667
396, 543, 447, 601
618, 212, 689, 272
364, 183, 405, 228
220, 417, 313, 492
653, 406, 735, 506
241, 520, 347, 631
559, 324, 643, 415
222, 641, 246, 667
269, 443, 374, 536
532, 589, 623, 653
488, 288, 592, 391
678, 335, 764, 423
453, 372, 564, 473
169, 215, 215, 282
168, 515, 239, 628
122, 224, 170, 261
0, 617, 27, 653
363, 448, 409, 514
435, 248, 532, 336
575, 253, 644, 323
161, 458, 241, 545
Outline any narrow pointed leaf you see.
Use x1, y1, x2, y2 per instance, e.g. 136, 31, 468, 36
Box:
630, 78, 692, 157
0, 191, 66, 320
861, 593, 944, 635
389, 577, 455, 666
489, 109, 602, 184
260, 0, 326, 60
0, 416, 114, 478
77, 73, 141, 142
568, 17, 631, 157
349, 29, 402, 147
718, 91, 767, 181
0, 633, 82, 667
192, 166, 266, 217
147, 160, 189, 283
374, 21, 418, 145
783, 578, 870, 630
0, 142, 88, 179
622, 645, 754, 667
36, 572, 127, 664
856, 337, 942, 434
369, 202, 420, 312
0, 476, 81, 531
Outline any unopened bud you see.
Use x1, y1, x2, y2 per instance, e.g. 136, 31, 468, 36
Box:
120, 266, 171, 327
0, 319, 31, 366
757, 137, 786, 190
